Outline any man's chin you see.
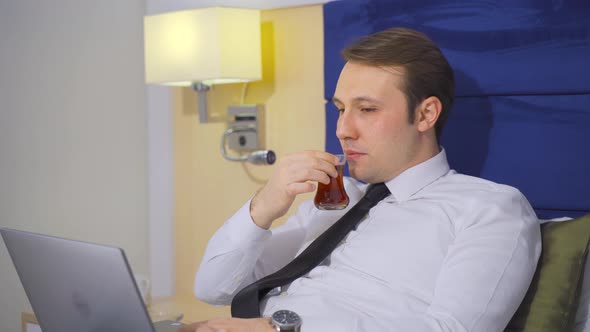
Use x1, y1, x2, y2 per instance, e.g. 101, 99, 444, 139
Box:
349, 168, 368, 183
349, 167, 385, 184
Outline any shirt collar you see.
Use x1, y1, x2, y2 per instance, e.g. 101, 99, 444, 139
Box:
383, 148, 450, 202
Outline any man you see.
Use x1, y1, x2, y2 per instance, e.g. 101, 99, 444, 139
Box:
182, 28, 541, 332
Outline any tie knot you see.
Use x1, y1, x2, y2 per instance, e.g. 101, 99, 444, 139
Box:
363, 183, 390, 204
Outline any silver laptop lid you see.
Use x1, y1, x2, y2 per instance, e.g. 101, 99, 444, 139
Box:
1, 228, 156, 332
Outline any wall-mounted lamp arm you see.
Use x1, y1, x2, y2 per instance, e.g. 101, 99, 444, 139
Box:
221, 127, 250, 162
192, 83, 210, 123
221, 127, 276, 165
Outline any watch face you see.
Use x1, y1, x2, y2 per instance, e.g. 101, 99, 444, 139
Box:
272, 310, 301, 328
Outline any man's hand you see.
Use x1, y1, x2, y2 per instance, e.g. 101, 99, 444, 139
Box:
177, 317, 275, 332
250, 150, 340, 229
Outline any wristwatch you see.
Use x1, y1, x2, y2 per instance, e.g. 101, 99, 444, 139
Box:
270, 310, 302, 332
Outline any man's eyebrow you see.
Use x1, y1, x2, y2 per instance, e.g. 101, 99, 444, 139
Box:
331, 96, 382, 105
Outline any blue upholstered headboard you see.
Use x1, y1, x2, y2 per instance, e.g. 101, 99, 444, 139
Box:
323, 0, 590, 219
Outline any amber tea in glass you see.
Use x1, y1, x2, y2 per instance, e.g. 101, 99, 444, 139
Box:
314, 154, 349, 210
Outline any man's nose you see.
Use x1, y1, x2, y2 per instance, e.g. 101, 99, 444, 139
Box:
336, 110, 356, 140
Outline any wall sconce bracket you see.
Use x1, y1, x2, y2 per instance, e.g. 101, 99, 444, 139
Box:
226, 105, 265, 151
192, 82, 211, 123
221, 104, 275, 165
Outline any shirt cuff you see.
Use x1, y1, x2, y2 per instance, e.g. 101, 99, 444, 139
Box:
225, 199, 272, 247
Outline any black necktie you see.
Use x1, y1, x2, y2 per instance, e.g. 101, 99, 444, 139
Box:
231, 182, 391, 318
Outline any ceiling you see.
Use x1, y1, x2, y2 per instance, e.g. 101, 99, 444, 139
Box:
146, 0, 334, 15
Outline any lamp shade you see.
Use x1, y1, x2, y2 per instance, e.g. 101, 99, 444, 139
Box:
144, 8, 262, 86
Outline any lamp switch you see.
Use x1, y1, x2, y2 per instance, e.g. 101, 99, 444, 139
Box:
226, 105, 265, 151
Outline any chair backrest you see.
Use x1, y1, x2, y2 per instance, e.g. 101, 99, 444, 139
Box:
322, 0, 590, 219
322, 2, 590, 331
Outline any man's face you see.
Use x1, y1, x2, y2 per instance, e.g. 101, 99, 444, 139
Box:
333, 62, 422, 183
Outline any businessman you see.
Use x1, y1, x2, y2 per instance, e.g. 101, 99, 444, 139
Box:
181, 27, 541, 332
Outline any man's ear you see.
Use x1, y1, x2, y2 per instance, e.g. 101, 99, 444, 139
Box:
416, 96, 442, 133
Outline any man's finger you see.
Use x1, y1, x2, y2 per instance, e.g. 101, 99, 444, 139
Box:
176, 321, 205, 332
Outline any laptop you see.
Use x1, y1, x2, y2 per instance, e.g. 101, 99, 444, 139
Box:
1, 227, 183, 332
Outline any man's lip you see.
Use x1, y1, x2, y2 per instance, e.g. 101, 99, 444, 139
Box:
344, 150, 365, 160
344, 149, 363, 155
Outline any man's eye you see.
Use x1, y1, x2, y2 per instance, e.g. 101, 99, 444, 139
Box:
336, 108, 345, 113
361, 108, 376, 112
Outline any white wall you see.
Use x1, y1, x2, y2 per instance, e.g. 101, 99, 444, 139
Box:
147, 84, 175, 298
0, 1, 149, 331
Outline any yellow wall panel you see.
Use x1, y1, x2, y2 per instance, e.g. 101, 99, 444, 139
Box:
173, 5, 325, 320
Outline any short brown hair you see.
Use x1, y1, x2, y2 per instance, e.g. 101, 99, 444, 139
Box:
342, 27, 454, 140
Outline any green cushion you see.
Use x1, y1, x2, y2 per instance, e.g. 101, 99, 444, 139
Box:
505, 214, 590, 332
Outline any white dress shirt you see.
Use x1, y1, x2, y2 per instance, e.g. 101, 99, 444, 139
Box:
194, 150, 541, 332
